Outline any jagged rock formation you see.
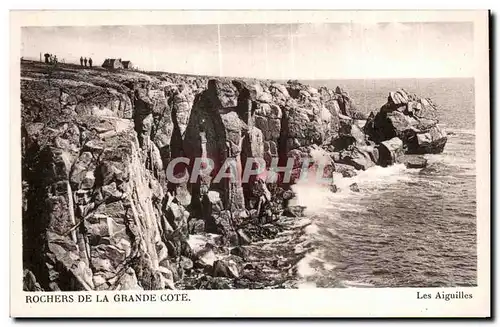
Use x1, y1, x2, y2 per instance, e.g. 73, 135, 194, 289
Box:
20, 60, 447, 291
364, 89, 447, 154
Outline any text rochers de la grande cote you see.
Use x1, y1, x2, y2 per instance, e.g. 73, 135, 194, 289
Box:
25, 293, 190, 303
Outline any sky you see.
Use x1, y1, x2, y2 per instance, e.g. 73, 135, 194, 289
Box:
21, 22, 474, 79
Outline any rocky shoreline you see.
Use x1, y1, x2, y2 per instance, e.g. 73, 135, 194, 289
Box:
21, 60, 447, 291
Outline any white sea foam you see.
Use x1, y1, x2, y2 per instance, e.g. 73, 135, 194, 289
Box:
338, 163, 411, 187
324, 263, 336, 271
291, 163, 418, 283
289, 182, 337, 215
304, 223, 320, 235
291, 163, 412, 216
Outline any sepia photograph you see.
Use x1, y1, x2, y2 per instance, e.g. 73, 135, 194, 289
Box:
10, 9, 490, 317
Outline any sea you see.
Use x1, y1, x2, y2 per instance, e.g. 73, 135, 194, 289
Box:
246, 78, 477, 288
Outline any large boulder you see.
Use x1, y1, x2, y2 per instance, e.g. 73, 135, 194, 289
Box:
400, 155, 428, 169
364, 110, 418, 143
387, 89, 410, 108
408, 125, 448, 154
334, 163, 358, 177
332, 119, 367, 150
364, 89, 447, 154
269, 83, 290, 106
212, 259, 240, 278
377, 137, 404, 167
339, 146, 376, 171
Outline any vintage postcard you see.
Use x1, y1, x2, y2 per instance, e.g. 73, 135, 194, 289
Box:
10, 10, 490, 318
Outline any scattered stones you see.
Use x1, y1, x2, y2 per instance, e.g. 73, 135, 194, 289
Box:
194, 276, 233, 290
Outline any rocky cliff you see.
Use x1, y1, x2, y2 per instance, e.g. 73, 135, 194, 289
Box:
21, 60, 447, 291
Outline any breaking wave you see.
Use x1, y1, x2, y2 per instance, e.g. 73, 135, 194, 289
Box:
290, 131, 476, 288
242, 129, 476, 289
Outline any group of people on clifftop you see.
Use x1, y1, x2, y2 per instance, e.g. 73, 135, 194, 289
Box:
43, 53, 94, 68
80, 56, 93, 68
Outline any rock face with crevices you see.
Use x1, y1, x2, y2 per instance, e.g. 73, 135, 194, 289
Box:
21, 60, 447, 291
